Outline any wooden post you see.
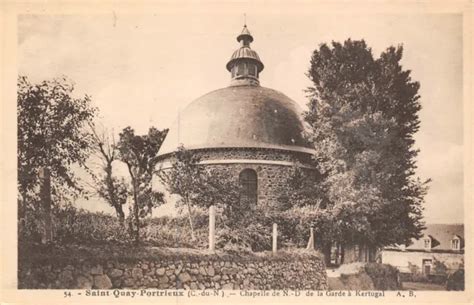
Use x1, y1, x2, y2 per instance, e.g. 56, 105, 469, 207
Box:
272, 223, 278, 254
209, 205, 216, 252
39, 167, 53, 244
306, 226, 315, 250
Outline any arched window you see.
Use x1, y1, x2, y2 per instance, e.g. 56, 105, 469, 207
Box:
239, 169, 257, 206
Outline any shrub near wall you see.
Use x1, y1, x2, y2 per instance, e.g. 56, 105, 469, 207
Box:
18, 247, 327, 290
364, 263, 401, 290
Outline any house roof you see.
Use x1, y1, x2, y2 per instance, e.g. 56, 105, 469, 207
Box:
389, 224, 464, 252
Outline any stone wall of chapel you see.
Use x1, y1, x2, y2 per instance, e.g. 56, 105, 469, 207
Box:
193, 148, 312, 164
204, 163, 307, 208
158, 148, 316, 208
160, 147, 313, 164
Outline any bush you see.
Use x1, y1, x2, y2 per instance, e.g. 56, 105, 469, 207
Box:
446, 269, 464, 291
18, 205, 43, 243
142, 211, 209, 248
364, 263, 401, 290
215, 207, 313, 252
433, 258, 448, 275
18, 203, 320, 252
339, 272, 375, 290
52, 204, 131, 244
19, 203, 131, 244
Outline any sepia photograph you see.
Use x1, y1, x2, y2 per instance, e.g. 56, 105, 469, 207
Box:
1, 1, 472, 304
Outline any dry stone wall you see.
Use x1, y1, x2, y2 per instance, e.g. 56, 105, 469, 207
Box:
19, 251, 327, 290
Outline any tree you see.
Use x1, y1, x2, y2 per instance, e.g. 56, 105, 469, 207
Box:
305, 39, 429, 248
17, 76, 97, 210
88, 124, 128, 224
277, 164, 324, 211
116, 126, 167, 244
157, 146, 242, 241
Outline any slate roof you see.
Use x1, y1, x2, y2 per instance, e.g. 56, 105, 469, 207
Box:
157, 85, 314, 157
387, 224, 464, 252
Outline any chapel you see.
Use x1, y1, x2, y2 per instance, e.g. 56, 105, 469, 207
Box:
157, 25, 315, 208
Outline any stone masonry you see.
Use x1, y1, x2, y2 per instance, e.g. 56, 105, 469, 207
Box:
159, 147, 316, 208
19, 252, 327, 290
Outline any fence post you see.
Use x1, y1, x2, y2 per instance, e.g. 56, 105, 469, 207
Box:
272, 223, 278, 254
209, 205, 216, 252
306, 225, 315, 250
39, 167, 53, 244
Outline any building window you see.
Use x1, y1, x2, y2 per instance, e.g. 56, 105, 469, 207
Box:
422, 259, 432, 275
239, 169, 257, 206
452, 238, 460, 250
424, 238, 431, 250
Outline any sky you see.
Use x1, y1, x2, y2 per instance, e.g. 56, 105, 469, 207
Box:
17, 10, 464, 224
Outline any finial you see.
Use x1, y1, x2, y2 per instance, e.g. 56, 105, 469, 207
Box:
244, 13, 247, 26
237, 23, 253, 44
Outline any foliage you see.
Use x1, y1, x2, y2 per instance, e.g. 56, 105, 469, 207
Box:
157, 146, 242, 241
18, 204, 209, 248
215, 206, 323, 252
19, 241, 325, 268
17, 76, 97, 209
446, 268, 464, 291
116, 126, 168, 243
364, 263, 401, 290
403, 262, 431, 282
88, 125, 129, 222
305, 39, 429, 247
18, 204, 43, 243
433, 258, 448, 275
337, 272, 375, 290
142, 209, 210, 248
18, 202, 318, 252
407, 262, 421, 275
277, 164, 324, 211
18, 204, 131, 245
52, 204, 130, 244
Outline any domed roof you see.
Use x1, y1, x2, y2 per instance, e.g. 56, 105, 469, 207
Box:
158, 85, 313, 157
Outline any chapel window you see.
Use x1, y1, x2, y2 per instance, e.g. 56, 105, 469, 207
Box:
239, 169, 257, 206
248, 64, 256, 76
237, 63, 245, 76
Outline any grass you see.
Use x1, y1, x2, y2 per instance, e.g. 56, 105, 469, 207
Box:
402, 281, 446, 291
18, 242, 324, 266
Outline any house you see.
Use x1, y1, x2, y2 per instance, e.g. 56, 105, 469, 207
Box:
381, 224, 464, 275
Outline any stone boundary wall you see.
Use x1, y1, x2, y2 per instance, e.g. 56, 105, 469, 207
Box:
19, 251, 327, 290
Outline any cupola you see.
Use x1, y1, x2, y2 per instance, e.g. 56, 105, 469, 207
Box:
226, 25, 264, 86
